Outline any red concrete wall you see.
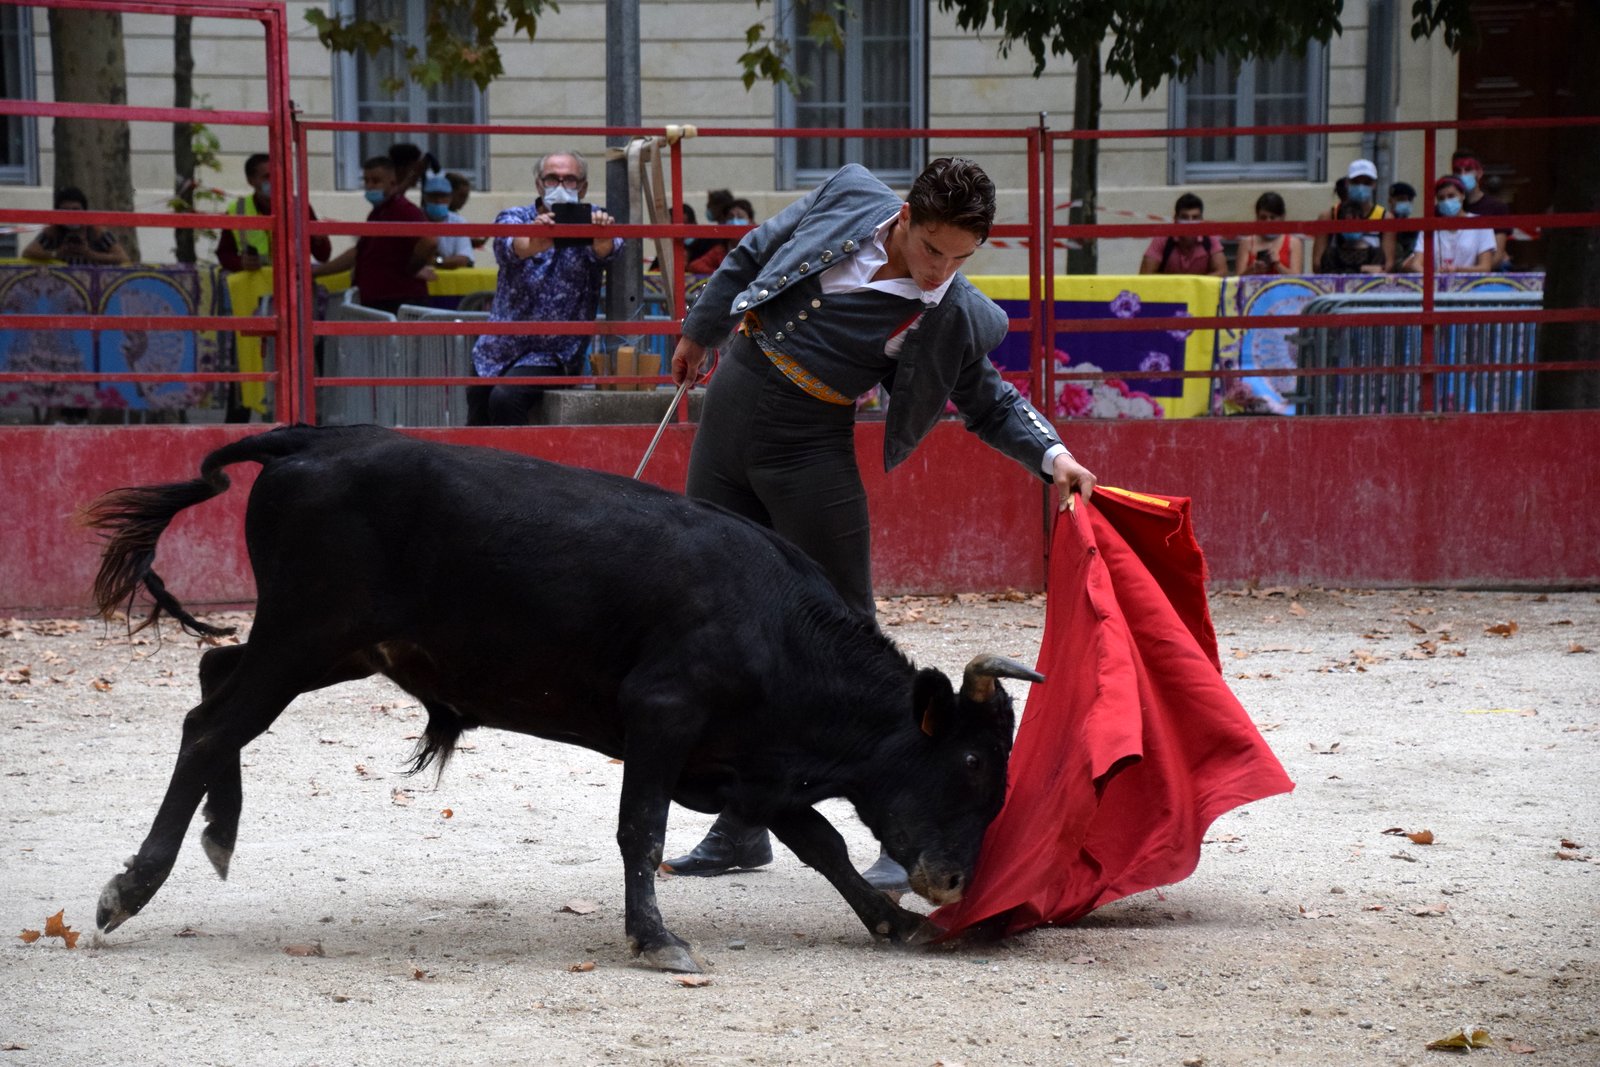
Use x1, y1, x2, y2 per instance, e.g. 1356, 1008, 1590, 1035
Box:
2, 412, 1596, 615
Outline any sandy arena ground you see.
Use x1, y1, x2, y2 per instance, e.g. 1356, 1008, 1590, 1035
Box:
2, 587, 1597, 1066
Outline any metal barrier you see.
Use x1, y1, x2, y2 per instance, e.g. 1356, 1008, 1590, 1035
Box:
1294, 291, 1541, 415
395, 304, 487, 427
319, 293, 397, 426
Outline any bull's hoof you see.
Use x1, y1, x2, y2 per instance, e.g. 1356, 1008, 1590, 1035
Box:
201, 829, 233, 881
643, 942, 702, 974
96, 857, 170, 933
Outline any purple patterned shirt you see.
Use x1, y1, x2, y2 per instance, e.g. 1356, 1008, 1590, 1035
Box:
471, 202, 622, 376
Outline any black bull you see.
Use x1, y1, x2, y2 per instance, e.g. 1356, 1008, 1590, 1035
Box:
83, 425, 1041, 972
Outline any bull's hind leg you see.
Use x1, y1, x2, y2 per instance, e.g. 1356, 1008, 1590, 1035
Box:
195, 645, 246, 879
98, 646, 326, 933
189, 644, 374, 882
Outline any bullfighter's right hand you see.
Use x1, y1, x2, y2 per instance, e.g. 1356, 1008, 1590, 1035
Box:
671, 337, 707, 385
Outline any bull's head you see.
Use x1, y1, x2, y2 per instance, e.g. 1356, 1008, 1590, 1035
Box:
878, 654, 1042, 906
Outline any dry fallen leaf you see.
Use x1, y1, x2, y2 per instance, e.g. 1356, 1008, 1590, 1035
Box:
1569, 643, 1592, 655
673, 974, 712, 987
440, 808, 454, 819
1412, 902, 1449, 917
18, 928, 41, 944
1289, 601, 1307, 617
1561, 838, 1583, 850
1067, 954, 1095, 965
391, 788, 414, 807
1406, 830, 1435, 845
412, 968, 431, 980
1555, 850, 1584, 861
1484, 621, 1519, 637
561, 899, 599, 916
41, 910, 79, 948
568, 960, 596, 972
1426, 1028, 1492, 1050
283, 941, 325, 957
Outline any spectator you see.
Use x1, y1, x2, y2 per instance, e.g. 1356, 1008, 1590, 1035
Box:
1389, 182, 1420, 266
1402, 175, 1495, 273
1234, 191, 1301, 276
687, 197, 756, 275
23, 186, 129, 266
1140, 192, 1227, 276
446, 171, 489, 249
421, 173, 474, 270
216, 153, 332, 272
467, 149, 621, 426
314, 155, 436, 314
1450, 151, 1512, 268
689, 188, 736, 264
648, 203, 696, 273
1313, 159, 1393, 274
386, 142, 434, 197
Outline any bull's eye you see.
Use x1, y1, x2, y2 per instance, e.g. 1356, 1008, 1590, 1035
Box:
965, 753, 981, 771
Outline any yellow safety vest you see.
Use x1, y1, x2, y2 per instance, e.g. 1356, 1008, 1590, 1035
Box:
226, 195, 272, 259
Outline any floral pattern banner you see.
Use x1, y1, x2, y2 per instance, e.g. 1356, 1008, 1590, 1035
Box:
982, 275, 1223, 419
0, 263, 231, 413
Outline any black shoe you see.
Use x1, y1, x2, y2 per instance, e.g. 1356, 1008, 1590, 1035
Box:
860, 849, 911, 895
661, 822, 773, 877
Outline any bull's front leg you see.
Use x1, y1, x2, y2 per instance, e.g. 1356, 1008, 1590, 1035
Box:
767, 807, 929, 945
615, 765, 700, 973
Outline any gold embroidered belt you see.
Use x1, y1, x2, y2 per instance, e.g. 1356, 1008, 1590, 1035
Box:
741, 311, 853, 406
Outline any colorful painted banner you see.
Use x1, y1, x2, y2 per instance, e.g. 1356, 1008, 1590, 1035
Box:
0, 262, 229, 414
978, 275, 1224, 420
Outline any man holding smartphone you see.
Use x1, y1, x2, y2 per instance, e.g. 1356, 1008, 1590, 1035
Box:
468, 150, 621, 425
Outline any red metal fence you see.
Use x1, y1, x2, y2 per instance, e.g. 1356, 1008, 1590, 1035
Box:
2, 0, 1596, 416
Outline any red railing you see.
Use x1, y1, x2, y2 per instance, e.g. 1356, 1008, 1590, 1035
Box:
1, 0, 1596, 423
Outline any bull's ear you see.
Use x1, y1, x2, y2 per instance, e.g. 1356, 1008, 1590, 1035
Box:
912, 668, 955, 738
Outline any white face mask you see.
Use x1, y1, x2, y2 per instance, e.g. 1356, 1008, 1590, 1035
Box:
542, 184, 579, 207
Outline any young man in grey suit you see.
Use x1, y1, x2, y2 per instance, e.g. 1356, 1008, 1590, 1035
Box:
664, 158, 1097, 890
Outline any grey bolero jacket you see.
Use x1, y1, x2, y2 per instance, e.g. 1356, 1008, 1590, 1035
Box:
681, 164, 1064, 478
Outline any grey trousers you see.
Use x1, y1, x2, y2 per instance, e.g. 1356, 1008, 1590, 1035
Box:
686, 334, 875, 617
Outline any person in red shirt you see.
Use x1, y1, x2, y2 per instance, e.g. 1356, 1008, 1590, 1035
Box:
315, 151, 436, 314
1140, 193, 1227, 276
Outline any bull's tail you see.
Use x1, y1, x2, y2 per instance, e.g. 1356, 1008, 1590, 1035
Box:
80, 426, 325, 638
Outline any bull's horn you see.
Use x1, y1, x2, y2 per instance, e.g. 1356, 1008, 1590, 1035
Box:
961, 654, 1045, 703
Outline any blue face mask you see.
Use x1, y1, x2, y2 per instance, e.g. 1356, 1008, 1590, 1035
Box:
1456, 172, 1478, 194
258, 180, 271, 200
364, 188, 386, 206
1437, 197, 1463, 217
1347, 183, 1374, 205
1392, 201, 1413, 218
424, 202, 449, 221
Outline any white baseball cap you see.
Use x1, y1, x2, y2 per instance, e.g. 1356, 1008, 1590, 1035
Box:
1347, 159, 1378, 181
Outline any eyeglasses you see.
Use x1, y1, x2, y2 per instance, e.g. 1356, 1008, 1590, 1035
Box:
540, 174, 583, 190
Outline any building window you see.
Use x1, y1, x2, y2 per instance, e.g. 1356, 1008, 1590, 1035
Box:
331, 0, 488, 190
1169, 47, 1327, 184
776, 0, 925, 189
0, 4, 38, 186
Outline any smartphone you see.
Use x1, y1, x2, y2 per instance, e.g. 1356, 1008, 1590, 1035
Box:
550, 201, 592, 247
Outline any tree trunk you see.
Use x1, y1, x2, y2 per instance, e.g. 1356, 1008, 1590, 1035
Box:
173, 15, 196, 265
1065, 44, 1101, 277
1535, 1, 1600, 410
48, 8, 137, 262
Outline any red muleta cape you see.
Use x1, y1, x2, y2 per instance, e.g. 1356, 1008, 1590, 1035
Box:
930, 487, 1295, 936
